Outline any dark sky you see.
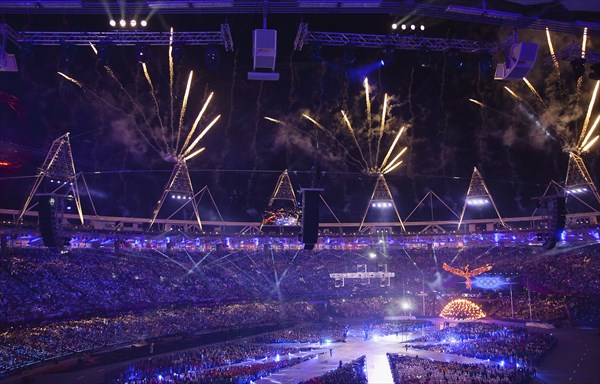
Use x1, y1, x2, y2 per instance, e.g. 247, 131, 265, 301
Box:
1, 9, 599, 223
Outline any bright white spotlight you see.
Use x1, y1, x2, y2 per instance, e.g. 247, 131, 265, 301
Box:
119, 19, 126, 27
130, 19, 137, 27
410, 24, 416, 30
109, 19, 116, 27
420, 25, 425, 31
401, 24, 407, 30
401, 301, 411, 310
141, 20, 148, 27
369, 252, 376, 259
392, 23, 398, 30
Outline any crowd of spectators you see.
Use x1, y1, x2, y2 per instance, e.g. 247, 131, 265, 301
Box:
106, 342, 315, 383
0, 302, 318, 376
1, 245, 599, 324
388, 354, 535, 384
407, 322, 557, 366
0, 244, 598, 376
298, 355, 367, 384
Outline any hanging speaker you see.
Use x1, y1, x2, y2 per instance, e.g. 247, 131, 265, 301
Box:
543, 196, 566, 250
248, 29, 279, 81
300, 188, 322, 250
37, 194, 65, 250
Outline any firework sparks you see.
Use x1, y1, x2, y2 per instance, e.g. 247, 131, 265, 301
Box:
581, 135, 599, 153
181, 92, 215, 153
57, 72, 84, 89
183, 147, 205, 161
382, 146, 407, 173
523, 78, 547, 109
60, 28, 219, 164
142, 62, 167, 149
340, 110, 369, 169
364, 77, 372, 126
302, 82, 408, 175
264, 116, 284, 124
504, 85, 521, 102
363, 78, 374, 165
182, 115, 221, 157
581, 27, 588, 59
580, 115, 600, 151
375, 93, 389, 168
469, 99, 485, 107
169, 27, 175, 150
380, 126, 405, 169
546, 28, 560, 74
177, 70, 194, 153
383, 160, 403, 174
302, 113, 327, 131
578, 81, 600, 148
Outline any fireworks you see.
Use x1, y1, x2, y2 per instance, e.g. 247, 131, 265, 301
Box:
301, 78, 409, 175
581, 27, 588, 60
468, 99, 485, 107
499, 31, 599, 157
58, 28, 220, 164
503, 87, 520, 100
523, 78, 546, 109
546, 27, 560, 74
57, 72, 84, 89
578, 80, 600, 152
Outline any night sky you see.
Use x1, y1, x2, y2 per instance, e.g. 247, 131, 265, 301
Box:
1, 9, 599, 223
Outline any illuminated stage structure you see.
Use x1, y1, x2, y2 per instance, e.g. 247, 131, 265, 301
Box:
330, 264, 395, 288
440, 298, 486, 321
442, 262, 493, 291
18, 133, 97, 225
148, 87, 221, 230
150, 160, 203, 230
534, 155, 600, 218
261, 170, 301, 229
457, 167, 506, 230
564, 152, 600, 212
359, 173, 405, 233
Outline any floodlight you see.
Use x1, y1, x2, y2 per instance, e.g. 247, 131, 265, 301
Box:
109, 19, 116, 27
119, 19, 126, 27
130, 19, 137, 27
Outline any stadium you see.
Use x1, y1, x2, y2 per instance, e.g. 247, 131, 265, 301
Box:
1, 1, 600, 383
